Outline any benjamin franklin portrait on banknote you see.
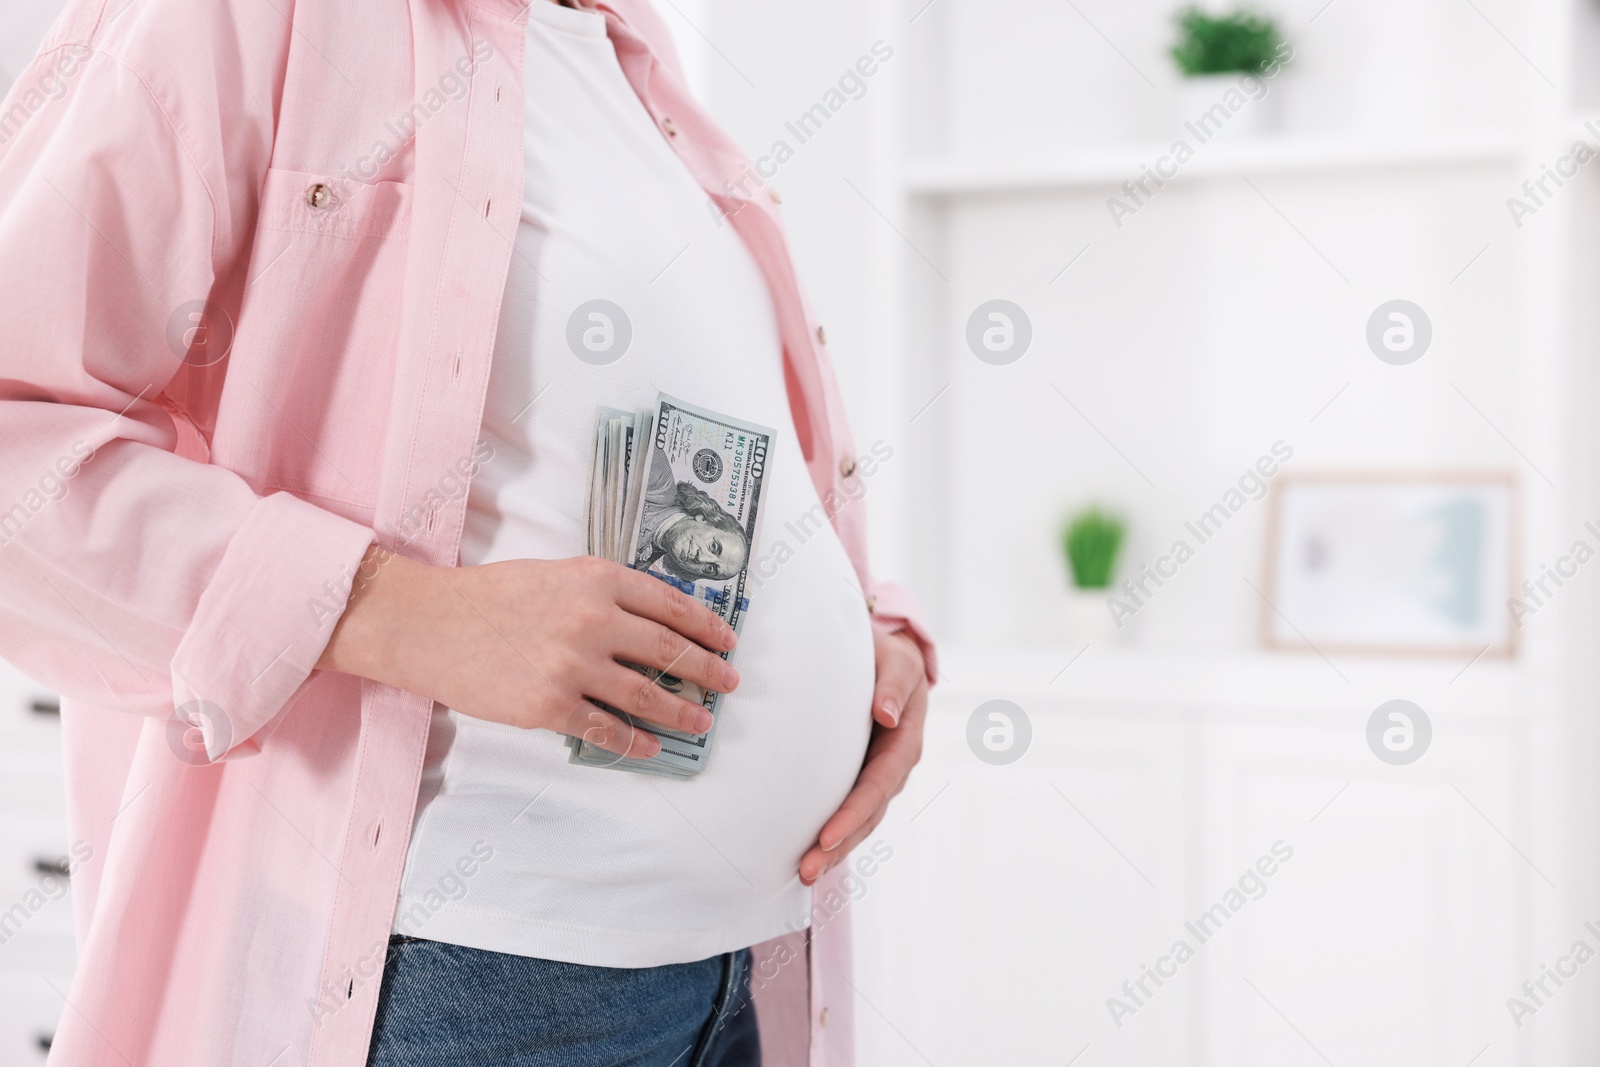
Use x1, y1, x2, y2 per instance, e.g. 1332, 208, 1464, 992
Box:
633, 447, 750, 582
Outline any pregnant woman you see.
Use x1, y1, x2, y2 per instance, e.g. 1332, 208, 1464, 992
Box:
0, 0, 934, 1064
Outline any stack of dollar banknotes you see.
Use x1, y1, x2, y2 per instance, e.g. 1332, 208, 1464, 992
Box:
567, 394, 772, 779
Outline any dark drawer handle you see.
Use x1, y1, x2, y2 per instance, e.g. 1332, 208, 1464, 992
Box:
33, 857, 69, 878
29, 698, 60, 717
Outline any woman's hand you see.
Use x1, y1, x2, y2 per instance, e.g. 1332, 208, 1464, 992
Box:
319, 547, 739, 758
799, 629, 929, 885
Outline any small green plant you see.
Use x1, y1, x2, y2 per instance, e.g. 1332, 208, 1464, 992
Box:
1170, 6, 1285, 76
1062, 507, 1126, 590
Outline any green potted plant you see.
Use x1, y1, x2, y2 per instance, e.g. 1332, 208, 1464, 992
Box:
1170, 6, 1290, 141
1061, 507, 1126, 643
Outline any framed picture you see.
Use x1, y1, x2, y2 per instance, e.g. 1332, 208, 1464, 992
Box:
1261, 472, 1518, 658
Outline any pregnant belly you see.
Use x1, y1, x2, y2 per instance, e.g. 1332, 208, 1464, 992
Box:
409, 496, 877, 949
693, 521, 878, 882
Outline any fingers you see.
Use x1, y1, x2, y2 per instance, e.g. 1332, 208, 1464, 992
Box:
871, 630, 927, 728
588, 662, 715, 736
817, 761, 898, 852
798, 844, 829, 886
815, 720, 921, 853
799, 681, 930, 885
562, 701, 662, 760
614, 566, 737, 652
800, 810, 886, 886
611, 615, 738, 695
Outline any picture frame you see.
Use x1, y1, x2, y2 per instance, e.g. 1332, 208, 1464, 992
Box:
1261, 471, 1519, 658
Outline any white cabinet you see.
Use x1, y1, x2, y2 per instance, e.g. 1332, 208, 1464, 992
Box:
0, 660, 72, 1062
854, 647, 1541, 1067
1195, 716, 1525, 1067
856, 701, 1191, 1065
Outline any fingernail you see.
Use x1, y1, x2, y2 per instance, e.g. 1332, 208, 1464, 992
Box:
723, 628, 738, 651
723, 664, 740, 690
695, 711, 714, 734
882, 699, 900, 725
821, 835, 841, 852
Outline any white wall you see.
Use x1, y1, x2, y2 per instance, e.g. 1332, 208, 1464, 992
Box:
929, 0, 1526, 154
699, 0, 1562, 655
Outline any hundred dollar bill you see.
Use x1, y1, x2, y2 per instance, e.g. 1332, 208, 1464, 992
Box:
571, 394, 773, 776
585, 408, 627, 559
568, 405, 643, 759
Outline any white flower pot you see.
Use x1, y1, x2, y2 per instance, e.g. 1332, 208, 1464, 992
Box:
1064, 587, 1119, 646
1176, 72, 1279, 145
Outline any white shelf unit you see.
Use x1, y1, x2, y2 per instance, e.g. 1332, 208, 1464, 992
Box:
904, 131, 1523, 195
829, 0, 1600, 1065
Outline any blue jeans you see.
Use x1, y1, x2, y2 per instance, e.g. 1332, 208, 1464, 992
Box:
365, 936, 761, 1067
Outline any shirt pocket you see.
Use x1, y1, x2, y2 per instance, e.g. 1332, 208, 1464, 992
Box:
255, 169, 412, 241
221, 168, 415, 515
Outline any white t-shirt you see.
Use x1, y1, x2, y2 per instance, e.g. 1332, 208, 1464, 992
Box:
391, 0, 876, 968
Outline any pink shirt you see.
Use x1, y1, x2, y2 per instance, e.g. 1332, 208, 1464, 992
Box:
0, 0, 936, 1064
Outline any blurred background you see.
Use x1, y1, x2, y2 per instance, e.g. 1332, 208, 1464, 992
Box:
5, 0, 1600, 1063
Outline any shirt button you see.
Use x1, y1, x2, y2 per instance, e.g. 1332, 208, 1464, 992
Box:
839, 457, 857, 478
866, 594, 878, 614
818, 1007, 829, 1028
661, 116, 678, 138
306, 183, 334, 209
816, 325, 827, 345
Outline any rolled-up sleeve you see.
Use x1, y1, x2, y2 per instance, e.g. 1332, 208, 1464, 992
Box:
868, 578, 938, 686
0, 39, 373, 760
